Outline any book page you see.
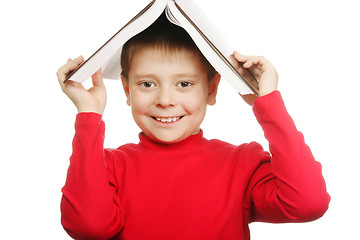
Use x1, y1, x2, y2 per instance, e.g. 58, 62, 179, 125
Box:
175, 0, 233, 60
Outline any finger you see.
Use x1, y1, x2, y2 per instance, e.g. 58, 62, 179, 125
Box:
233, 51, 249, 63
92, 68, 104, 87
71, 55, 84, 65
57, 56, 83, 76
248, 65, 262, 79
233, 52, 263, 70
245, 56, 268, 68
63, 55, 83, 71
57, 56, 84, 83
242, 58, 257, 68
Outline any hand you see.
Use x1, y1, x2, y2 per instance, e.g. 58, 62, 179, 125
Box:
56, 56, 107, 115
233, 51, 278, 106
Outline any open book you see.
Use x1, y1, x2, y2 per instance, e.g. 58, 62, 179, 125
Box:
65, 0, 259, 95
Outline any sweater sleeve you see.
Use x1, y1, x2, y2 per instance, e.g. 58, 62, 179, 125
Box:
248, 91, 330, 223
61, 113, 124, 239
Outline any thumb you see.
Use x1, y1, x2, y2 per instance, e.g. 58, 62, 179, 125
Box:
92, 68, 104, 87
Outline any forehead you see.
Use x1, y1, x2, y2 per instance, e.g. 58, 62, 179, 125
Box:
129, 47, 207, 76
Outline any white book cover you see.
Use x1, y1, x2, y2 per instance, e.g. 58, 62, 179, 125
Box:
66, 0, 258, 95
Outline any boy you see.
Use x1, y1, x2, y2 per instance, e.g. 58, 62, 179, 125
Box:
57, 14, 330, 240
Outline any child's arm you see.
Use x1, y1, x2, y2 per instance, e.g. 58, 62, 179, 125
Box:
57, 59, 124, 238
233, 52, 330, 222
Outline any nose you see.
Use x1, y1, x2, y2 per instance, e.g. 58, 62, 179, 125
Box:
155, 87, 174, 108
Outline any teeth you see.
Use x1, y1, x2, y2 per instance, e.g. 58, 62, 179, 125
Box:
155, 117, 181, 123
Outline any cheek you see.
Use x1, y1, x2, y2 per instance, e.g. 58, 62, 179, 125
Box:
129, 91, 152, 115
183, 89, 208, 115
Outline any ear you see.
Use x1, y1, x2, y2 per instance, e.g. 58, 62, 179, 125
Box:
121, 75, 131, 106
207, 73, 221, 106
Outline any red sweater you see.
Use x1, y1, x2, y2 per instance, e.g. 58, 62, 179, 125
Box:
61, 91, 330, 240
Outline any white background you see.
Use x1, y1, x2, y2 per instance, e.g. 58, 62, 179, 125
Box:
1, 0, 359, 239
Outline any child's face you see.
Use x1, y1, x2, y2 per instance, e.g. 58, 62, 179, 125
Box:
122, 48, 220, 144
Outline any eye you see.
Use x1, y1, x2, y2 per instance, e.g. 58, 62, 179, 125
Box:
177, 81, 192, 88
140, 81, 155, 88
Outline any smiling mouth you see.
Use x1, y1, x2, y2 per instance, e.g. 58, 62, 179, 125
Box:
151, 116, 184, 123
